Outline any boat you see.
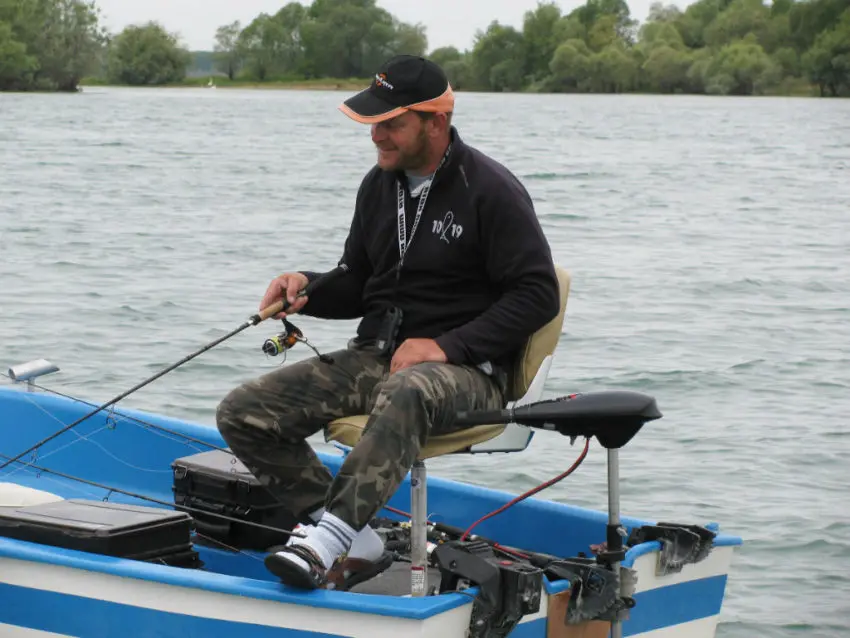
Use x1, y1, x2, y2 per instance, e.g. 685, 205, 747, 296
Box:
0, 269, 742, 637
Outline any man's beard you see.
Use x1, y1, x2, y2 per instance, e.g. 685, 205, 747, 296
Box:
378, 127, 430, 172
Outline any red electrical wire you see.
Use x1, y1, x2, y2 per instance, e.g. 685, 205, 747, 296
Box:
381, 437, 591, 550
461, 437, 590, 540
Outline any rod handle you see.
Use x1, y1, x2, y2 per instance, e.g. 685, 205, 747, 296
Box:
256, 298, 288, 322
252, 264, 349, 325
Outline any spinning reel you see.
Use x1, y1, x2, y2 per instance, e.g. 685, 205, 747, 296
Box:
261, 318, 331, 363
261, 318, 304, 357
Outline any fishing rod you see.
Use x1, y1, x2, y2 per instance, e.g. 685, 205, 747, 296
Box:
0, 265, 349, 471
0, 453, 306, 539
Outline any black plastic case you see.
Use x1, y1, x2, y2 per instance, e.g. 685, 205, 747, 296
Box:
0, 499, 200, 567
171, 449, 299, 550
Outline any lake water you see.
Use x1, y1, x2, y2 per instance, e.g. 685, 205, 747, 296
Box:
1, 87, 849, 636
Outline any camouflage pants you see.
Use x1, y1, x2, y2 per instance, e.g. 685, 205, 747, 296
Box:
215, 340, 505, 531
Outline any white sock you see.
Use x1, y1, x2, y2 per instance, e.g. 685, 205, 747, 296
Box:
283, 506, 325, 548
278, 512, 356, 571
302, 506, 384, 562
348, 524, 385, 562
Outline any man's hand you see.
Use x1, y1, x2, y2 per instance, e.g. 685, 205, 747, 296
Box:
260, 272, 309, 320
390, 338, 447, 374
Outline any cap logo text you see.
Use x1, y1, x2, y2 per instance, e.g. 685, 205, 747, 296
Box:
375, 73, 394, 90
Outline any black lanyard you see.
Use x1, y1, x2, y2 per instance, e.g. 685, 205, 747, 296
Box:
395, 144, 452, 278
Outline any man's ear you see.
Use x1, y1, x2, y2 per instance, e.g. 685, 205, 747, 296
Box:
431, 112, 450, 136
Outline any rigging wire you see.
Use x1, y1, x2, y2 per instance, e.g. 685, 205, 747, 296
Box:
0, 371, 232, 455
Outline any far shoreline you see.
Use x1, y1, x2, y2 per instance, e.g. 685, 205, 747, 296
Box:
56, 76, 828, 99
79, 78, 371, 91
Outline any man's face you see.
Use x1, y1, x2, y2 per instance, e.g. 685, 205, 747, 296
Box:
370, 111, 431, 173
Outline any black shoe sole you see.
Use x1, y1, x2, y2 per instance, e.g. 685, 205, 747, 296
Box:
264, 552, 322, 590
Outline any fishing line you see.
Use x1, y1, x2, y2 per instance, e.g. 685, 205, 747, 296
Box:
0, 265, 349, 471
0, 371, 231, 455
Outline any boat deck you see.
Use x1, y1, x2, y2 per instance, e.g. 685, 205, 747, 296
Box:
348, 561, 443, 596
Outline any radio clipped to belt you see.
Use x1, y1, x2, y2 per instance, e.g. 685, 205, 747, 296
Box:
376, 306, 403, 357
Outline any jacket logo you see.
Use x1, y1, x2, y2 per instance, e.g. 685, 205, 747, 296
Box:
432, 211, 463, 243
375, 73, 394, 90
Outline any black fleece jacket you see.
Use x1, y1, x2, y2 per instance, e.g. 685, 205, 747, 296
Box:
299, 128, 560, 370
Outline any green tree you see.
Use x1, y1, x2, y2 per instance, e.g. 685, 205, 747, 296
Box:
213, 20, 242, 80
0, 21, 37, 90
106, 22, 191, 86
443, 58, 474, 90
393, 21, 428, 56
237, 8, 304, 80
430, 46, 462, 68
647, 2, 683, 22
284, 0, 428, 77
522, 2, 563, 81
553, 14, 588, 44
702, 0, 770, 49
640, 20, 687, 49
470, 21, 526, 90
589, 43, 638, 91
299, 3, 389, 77
802, 9, 850, 96
671, 0, 722, 48
704, 39, 781, 95
549, 38, 593, 90
0, 0, 106, 91
772, 45, 801, 77
39, 0, 106, 90
788, 0, 850, 53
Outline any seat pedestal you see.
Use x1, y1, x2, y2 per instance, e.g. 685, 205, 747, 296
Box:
608, 448, 624, 638
410, 460, 428, 597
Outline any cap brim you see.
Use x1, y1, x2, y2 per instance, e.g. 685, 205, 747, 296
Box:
339, 88, 407, 124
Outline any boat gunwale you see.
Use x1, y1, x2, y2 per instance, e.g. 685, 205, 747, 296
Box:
0, 535, 475, 619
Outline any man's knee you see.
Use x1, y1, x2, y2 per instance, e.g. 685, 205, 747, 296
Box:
215, 381, 266, 438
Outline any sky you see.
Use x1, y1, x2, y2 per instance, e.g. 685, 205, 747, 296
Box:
93, 0, 676, 53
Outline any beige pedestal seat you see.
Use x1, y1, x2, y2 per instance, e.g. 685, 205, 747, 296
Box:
323, 266, 572, 596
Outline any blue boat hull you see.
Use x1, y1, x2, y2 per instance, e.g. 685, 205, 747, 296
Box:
0, 386, 741, 637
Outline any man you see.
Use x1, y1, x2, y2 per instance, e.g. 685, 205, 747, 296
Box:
215, 54, 560, 591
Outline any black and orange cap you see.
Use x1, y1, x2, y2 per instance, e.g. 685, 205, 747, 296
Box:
339, 55, 455, 124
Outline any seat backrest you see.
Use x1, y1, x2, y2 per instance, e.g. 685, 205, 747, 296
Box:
506, 266, 571, 402
467, 266, 571, 455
